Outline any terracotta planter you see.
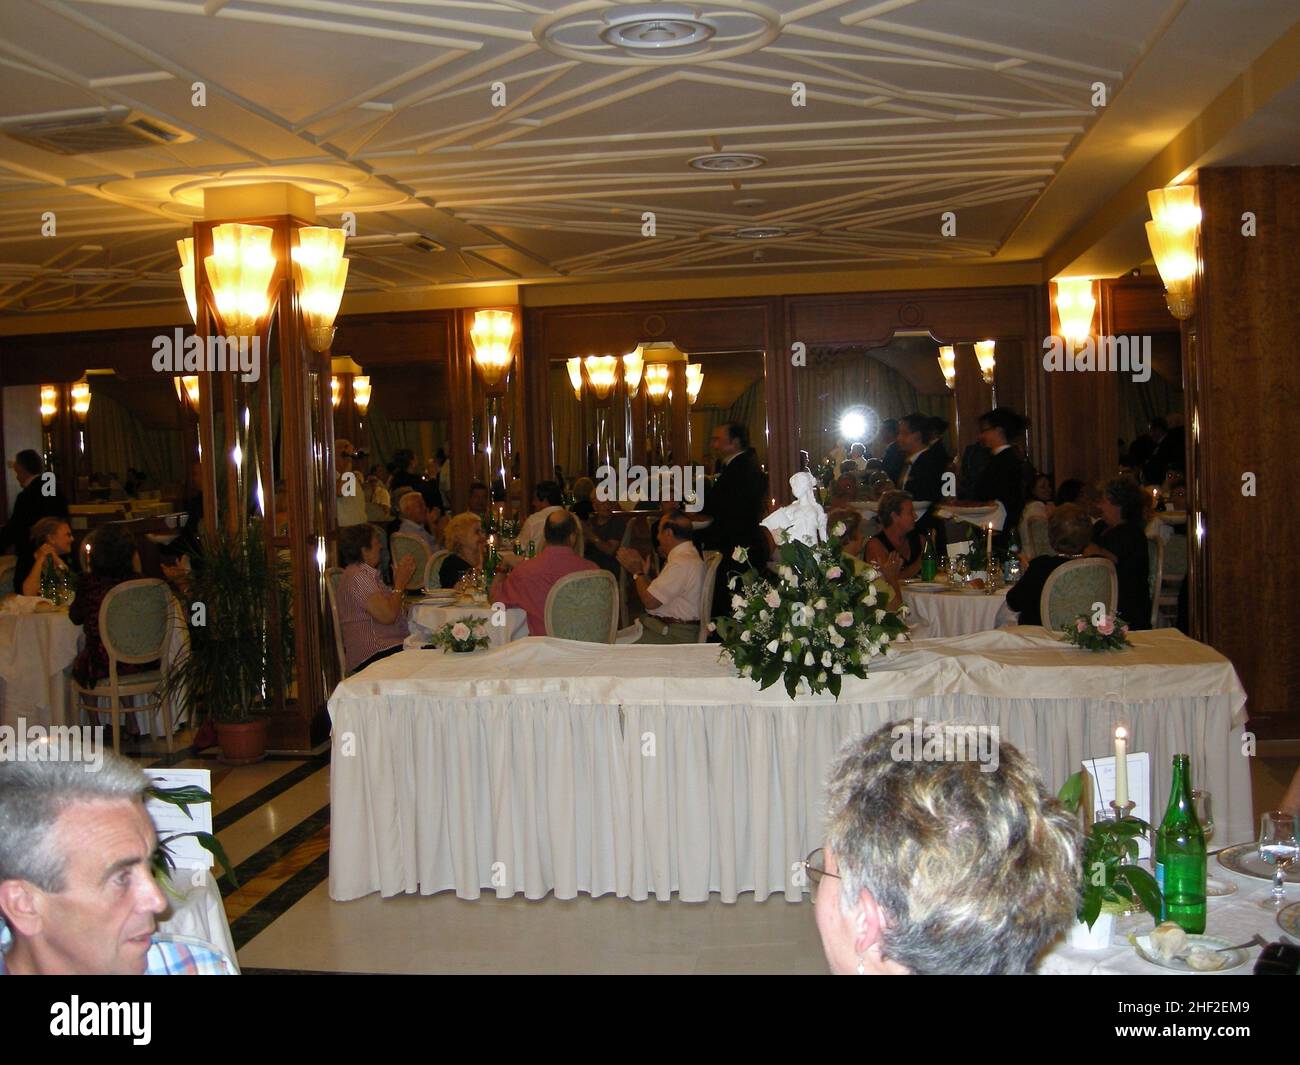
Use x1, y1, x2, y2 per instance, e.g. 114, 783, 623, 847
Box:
215, 718, 268, 766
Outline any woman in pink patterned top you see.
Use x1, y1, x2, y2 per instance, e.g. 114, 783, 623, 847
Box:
336, 524, 417, 673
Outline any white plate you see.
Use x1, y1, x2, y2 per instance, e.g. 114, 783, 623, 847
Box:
1131, 933, 1249, 973
905, 582, 945, 592
1217, 842, 1300, 883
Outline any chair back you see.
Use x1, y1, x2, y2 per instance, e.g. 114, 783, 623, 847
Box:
1162, 532, 1188, 582
698, 550, 722, 642
544, 570, 618, 643
1039, 558, 1118, 633
424, 549, 450, 590
99, 578, 173, 664
0, 555, 16, 599
390, 532, 431, 589
324, 566, 348, 679
1147, 536, 1165, 629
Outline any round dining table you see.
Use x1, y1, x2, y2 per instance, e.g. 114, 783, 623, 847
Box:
0, 605, 83, 728
901, 583, 1018, 638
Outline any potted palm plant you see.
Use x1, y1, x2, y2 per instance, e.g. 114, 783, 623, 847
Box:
165, 520, 293, 765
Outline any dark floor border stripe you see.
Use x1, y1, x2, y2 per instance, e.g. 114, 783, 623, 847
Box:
219, 805, 332, 900
230, 849, 331, 951
213, 756, 330, 833
241, 967, 380, 976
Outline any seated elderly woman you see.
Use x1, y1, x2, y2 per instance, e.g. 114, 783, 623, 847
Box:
1005, 503, 1093, 626
335, 523, 416, 673
17, 516, 75, 597
863, 490, 923, 603
439, 512, 485, 588
810, 720, 1080, 974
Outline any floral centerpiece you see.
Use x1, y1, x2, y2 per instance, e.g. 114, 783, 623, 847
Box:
714, 474, 909, 699
1061, 610, 1131, 651
428, 616, 490, 653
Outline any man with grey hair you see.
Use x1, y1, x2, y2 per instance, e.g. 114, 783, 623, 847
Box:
808, 720, 1080, 974
397, 489, 439, 551
0, 747, 231, 975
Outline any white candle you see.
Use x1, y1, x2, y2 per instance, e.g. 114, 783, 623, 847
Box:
1114, 726, 1128, 807
985, 522, 993, 566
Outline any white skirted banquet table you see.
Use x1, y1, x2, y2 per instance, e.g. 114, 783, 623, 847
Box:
406, 600, 530, 648
0, 605, 82, 728
901, 584, 1016, 638
328, 627, 1249, 905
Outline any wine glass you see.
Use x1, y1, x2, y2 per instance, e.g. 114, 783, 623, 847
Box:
1194, 790, 1228, 895
1258, 811, 1300, 910
952, 553, 969, 587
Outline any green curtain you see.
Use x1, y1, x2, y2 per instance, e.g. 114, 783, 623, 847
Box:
86, 384, 183, 487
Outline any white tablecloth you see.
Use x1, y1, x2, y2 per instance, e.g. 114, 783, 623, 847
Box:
159, 867, 240, 973
407, 601, 530, 647
902, 586, 1016, 638
1040, 862, 1291, 975
328, 628, 1249, 904
0, 609, 82, 727
936, 502, 1007, 531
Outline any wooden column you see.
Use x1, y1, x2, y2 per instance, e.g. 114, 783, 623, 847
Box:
1047, 291, 1118, 489
1191, 166, 1300, 717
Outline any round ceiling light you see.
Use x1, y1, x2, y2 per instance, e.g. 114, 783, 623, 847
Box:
599, 7, 716, 52
535, 2, 780, 66
688, 152, 767, 172
726, 225, 812, 240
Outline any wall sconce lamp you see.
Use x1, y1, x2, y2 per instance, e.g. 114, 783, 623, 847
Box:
937, 346, 956, 391
644, 363, 671, 404
685, 363, 703, 404
566, 357, 584, 400
40, 385, 59, 427
71, 380, 91, 422
204, 223, 277, 338
1054, 278, 1096, 341
1145, 185, 1200, 320
177, 237, 198, 324
173, 375, 201, 413
582, 355, 619, 402
292, 227, 350, 352
622, 349, 643, 394
352, 376, 371, 416
469, 309, 516, 397
974, 340, 996, 385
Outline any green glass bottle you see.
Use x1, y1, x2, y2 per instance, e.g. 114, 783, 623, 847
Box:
919, 531, 937, 581
1154, 754, 1207, 934
527, 540, 536, 559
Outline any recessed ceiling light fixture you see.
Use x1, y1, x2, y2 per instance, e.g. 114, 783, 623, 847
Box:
716, 225, 813, 241
535, 3, 780, 66
688, 152, 767, 172
599, 6, 716, 52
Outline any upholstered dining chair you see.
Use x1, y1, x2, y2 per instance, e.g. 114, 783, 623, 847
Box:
1039, 558, 1118, 634
424, 550, 450, 591
1157, 532, 1188, 627
389, 531, 431, 590
697, 550, 722, 642
70, 578, 177, 754
544, 570, 618, 643
1019, 513, 1052, 562
324, 566, 348, 682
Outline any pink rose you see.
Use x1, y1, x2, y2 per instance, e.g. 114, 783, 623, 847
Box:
1076, 619, 1087, 632
1097, 618, 1114, 636
826, 566, 842, 579
451, 622, 471, 641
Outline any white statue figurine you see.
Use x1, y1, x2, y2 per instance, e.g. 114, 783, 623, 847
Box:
761, 470, 828, 547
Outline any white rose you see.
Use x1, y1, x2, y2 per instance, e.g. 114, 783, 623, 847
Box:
759, 609, 769, 621
782, 630, 793, 643
814, 598, 827, 610
830, 631, 845, 648
835, 611, 853, 627
816, 671, 827, 684
875, 609, 885, 622
789, 573, 800, 589
821, 651, 832, 667
727, 575, 739, 590
803, 651, 814, 667
764, 589, 781, 609
741, 665, 752, 677
783, 650, 793, 663
740, 630, 752, 642
833, 663, 844, 675
732, 546, 749, 563
766, 639, 779, 653
832, 522, 846, 538
865, 591, 877, 606
732, 594, 745, 611
880, 632, 891, 644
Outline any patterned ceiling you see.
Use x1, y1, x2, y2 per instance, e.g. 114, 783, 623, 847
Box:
0, 0, 1295, 315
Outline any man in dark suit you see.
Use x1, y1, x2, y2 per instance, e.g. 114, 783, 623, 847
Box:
877, 419, 904, 484
700, 421, 769, 621
973, 407, 1028, 551
1, 450, 70, 591
896, 413, 947, 546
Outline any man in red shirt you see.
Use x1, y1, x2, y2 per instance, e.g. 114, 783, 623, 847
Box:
490, 510, 595, 635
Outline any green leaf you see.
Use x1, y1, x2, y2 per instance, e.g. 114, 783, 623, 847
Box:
1115, 865, 1162, 919
145, 783, 213, 820
1080, 888, 1102, 928
1057, 772, 1084, 810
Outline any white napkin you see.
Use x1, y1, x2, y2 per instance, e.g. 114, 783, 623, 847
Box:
0, 595, 56, 615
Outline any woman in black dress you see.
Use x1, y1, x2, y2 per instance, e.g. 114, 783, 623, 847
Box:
1006, 503, 1092, 626
1083, 477, 1151, 630
864, 489, 924, 604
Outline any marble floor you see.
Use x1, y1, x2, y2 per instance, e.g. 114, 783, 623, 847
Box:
124, 731, 1298, 975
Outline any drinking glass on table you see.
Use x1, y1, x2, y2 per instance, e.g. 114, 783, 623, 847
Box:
1258, 811, 1300, 910
1194, 790, 1229, 894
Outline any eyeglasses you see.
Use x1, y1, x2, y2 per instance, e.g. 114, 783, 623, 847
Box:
803, 847, 840, 887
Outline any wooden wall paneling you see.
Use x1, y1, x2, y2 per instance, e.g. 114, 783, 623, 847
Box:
1193, 166, 1300, 715
450, 309, 478, 516
1047, 287, 1118, 490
